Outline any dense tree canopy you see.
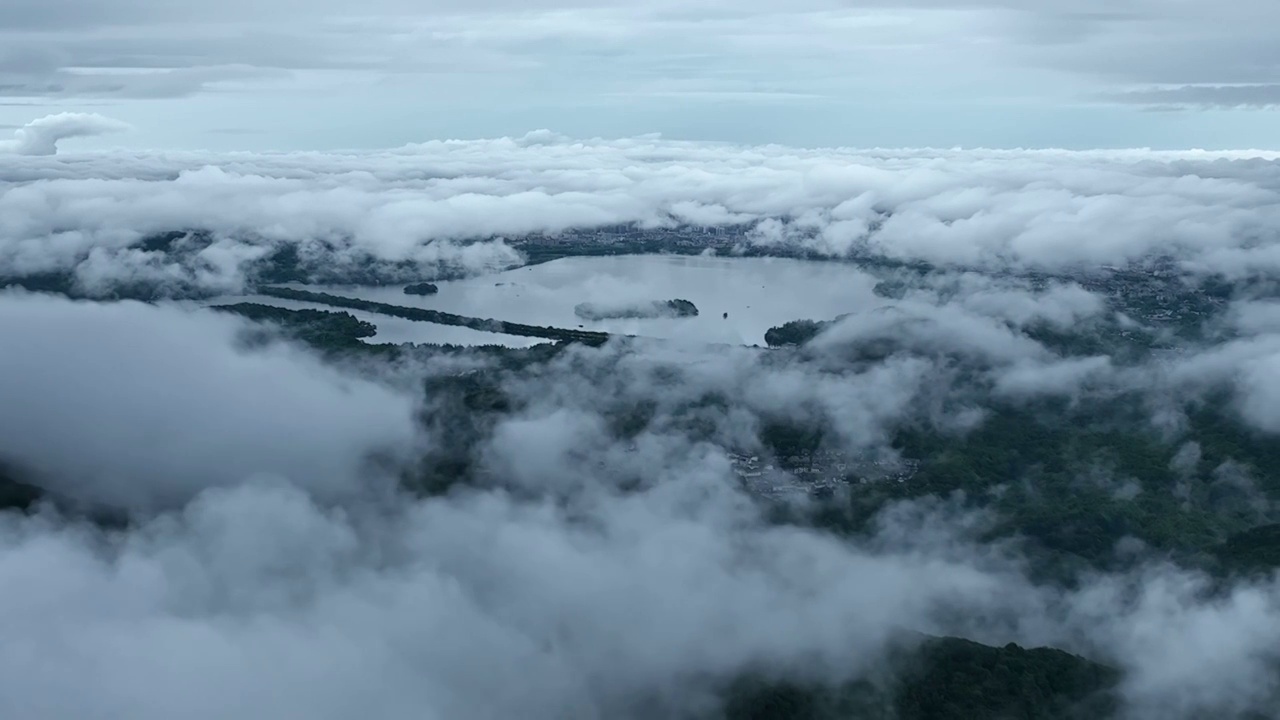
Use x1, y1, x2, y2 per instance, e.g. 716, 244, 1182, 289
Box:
721, 636, 1119, 720
404, 282, 439, 295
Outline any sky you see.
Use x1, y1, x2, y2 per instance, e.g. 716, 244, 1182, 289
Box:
2, 0, 1280, 150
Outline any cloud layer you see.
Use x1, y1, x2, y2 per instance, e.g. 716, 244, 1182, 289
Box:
1, 0, 1278, 113
0, 291, 417, 511
5, 131, 1280, 297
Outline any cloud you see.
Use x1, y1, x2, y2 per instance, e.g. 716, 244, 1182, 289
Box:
0, 479, 1041, 719
994, 355, 1112, 399
1104, 84, 1280, 110
0, 290, 1021, 717
0, 291, 417, 511
815, 303, 1049, 365
1062, 567, 1280, 719
1165, 334, 1280, 435
0, 112, 129, 155
0, 316, 1275, 718
0, 65, 287, 101
6, 137, 1280, 297
0, 0, 1276, 135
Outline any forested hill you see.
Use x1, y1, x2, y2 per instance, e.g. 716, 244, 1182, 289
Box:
1213, 524, 1280, 578
0, 464, 42, 513
721, 636, 1120, 720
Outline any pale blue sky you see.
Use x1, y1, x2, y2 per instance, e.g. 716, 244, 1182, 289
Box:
1, 0, 1279, 150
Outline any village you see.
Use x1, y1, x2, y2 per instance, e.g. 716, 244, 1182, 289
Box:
726, 449, 920, 499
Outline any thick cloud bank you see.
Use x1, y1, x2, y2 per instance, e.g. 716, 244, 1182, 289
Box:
5, 478, 1277, 720
0, 291, 416, 510
5, 132, 1280, 296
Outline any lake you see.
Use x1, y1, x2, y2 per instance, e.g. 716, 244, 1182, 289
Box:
296, 255, 880, 346
207, 255, 880, 347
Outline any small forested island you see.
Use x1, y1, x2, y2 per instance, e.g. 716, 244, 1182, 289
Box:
574, 298, 699, 321
764, 312, 859, 347
764, 318, 830, 347
404, 282, 439, 296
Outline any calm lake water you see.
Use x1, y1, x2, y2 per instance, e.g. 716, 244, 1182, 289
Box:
229, 255, 881, 347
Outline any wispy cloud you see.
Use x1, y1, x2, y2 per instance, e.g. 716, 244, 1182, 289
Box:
1103, 84, 1280, 110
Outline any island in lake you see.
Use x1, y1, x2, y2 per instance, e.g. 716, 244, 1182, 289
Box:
404, 282, 439, 296
574, 299, 699, 321
764, 313, 852, 346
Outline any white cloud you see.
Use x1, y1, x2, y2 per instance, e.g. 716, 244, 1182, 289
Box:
0, 112, 129, 155
994, 355, 1112, 399
0, 291, 417, 511
7, 136, 1280, 296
